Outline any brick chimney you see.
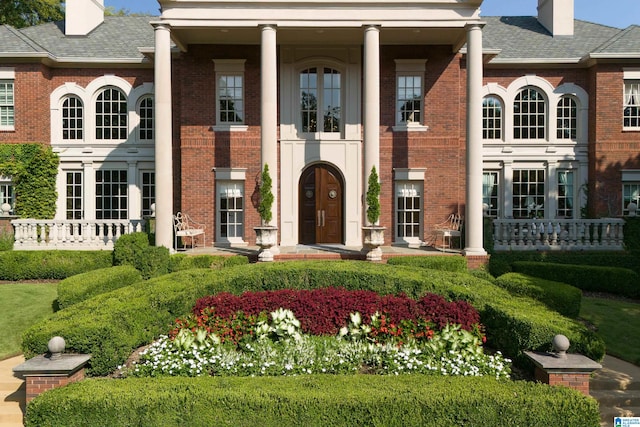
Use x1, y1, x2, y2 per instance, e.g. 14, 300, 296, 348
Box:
65, 0, 105, 36
537, 0, 574, 37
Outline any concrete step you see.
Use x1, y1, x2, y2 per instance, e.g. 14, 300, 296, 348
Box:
599, 406, 639, 426
592, 378, 640, 391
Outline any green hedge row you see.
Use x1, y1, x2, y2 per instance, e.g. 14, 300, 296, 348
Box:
512, 261, 640, 299
494, 273, 582, 318
168, 253, 249, 272
0, 251, 112, 280
57, 266, 143, 310
386, 255, 468, 272
22, 261, 604, 377
25, 375, 599, 427
488, 251, 640, 276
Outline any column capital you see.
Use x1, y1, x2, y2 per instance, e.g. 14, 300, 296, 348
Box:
363, 24, 381, 31
259, 24, 277, 31
465, 22, 485, 31
151, 22, 171, 31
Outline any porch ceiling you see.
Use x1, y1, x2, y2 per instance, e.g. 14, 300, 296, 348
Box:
167, 26, 469, 46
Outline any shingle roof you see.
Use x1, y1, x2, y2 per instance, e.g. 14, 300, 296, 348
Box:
591, 25, 640, 55
14, 16, 156, 61
481, 16, 623, 62
0, 14, 637, 64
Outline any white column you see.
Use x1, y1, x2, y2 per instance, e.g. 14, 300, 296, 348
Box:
153, 23, 173, 249
363, 25, 380, 225
83, 161, 95, 220
261, 25, 278, 230
128, 161, 141, 220
464, 23, 487, 256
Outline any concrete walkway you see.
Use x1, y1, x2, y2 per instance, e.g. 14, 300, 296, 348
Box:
1, 353, 637, 426
0, 356, 24, 427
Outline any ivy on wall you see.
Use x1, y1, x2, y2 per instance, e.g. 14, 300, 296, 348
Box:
0, 144, 59, 219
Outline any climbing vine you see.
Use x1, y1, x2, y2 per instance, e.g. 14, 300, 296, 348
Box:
0, 144, 59, 219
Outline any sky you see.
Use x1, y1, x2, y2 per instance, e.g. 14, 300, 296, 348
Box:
104, 0, 639, 29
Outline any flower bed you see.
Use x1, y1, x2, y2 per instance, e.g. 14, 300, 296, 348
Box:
126, 288, 510, 380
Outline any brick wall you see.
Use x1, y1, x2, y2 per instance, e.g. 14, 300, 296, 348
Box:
534, 367, 592, 396
24, 368, 85, 403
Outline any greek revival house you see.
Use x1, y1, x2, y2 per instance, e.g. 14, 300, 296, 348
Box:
1, 0, 639, 255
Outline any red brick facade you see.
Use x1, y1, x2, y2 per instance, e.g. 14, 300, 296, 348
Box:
24, 368, 85, 403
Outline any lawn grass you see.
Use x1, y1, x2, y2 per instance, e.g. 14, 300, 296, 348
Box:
580, 296, 640, 365
0, 283, 58, 359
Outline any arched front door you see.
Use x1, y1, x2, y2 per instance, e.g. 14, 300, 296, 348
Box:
299, 164, 344, 244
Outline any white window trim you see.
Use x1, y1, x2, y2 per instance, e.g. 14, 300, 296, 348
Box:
393, 168, 425, 247
0, 68, 15, 131
393, 59, 428, 132
213, 59, 248, 132
623, 76, 640, 131
214, 167, 247, 246
296, 63, 345, 139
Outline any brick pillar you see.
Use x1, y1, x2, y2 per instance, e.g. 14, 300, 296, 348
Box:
24, 368, 86, 403
534, 366, 592, 396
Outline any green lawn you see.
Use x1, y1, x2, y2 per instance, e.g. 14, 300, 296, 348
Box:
0, 283, 58, 359
580, 296, 640, 365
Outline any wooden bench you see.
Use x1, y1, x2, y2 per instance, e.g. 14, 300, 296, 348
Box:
173, 212, 206, 250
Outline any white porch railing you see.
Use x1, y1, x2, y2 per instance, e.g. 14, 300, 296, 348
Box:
492, 218, 625, 251
11, 219, 147, 250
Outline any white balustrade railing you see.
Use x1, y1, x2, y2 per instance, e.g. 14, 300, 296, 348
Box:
11, 219, 146, 250
492, 218, 625, 251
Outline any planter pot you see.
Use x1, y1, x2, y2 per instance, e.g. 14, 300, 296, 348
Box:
254, 225, 278, 262
362, 226, 385, 262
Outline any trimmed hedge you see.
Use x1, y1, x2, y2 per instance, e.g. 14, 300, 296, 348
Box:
494, 273, 582, 318
24, 375, 599, 427
386, 255, 468, 272
512, 261, 640, 299
113, 233, 170, 280
489, 251, 640, 276
57, 266, 143, 310
22, 262, 604, 377
0, 251, 112, 280
168, 253, 248, 272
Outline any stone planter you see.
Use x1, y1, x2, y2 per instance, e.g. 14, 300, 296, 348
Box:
362, 226, 385, 261
254, 225, 278, 262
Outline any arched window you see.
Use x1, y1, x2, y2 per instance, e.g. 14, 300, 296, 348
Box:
62, 95, 83, 140
557, 96, 577, 140
95, 87, 127, 140
300, 67, 341, 133
482, 96, 502, 139
513, 87, 545, 139
138, 96, 153, 140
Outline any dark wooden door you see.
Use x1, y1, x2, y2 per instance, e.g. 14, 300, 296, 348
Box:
299, 164, 343, 244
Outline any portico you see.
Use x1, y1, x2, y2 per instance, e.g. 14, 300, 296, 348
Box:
152, 0, 486, 256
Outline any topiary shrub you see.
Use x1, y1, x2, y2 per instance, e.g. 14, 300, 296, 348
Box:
57, 266, 143, 310
494, 273, 581, 318
113, 232, 169, 280
387, 255, 467, 272
512, 261, 640, 299
0, 251, 112, 280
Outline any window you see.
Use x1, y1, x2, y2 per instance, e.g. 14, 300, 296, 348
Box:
66, 172, 83, 220
96, 87, 127, 140
138, 96, 153, 140
218, 182, 244, 242
623, 183, 640, 215
0, 179, 14, 213
397, 76, 422, 124
62, 96, 84, 140
395, 183, 422, 241
624, 81, 640, 129
218, 75, 243, 124
557, 96, 577, 140
557, 170, 574, 218
141, 171, 155, 217
0, 80, 14, 129
512, 169, 545, 219
300, 67, 341, 133
483, 96, 502, 140
514, 87, 545, 139
482, 171, 500, 217
95, 170, 128, 219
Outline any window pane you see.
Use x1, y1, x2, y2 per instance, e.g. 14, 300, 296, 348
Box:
96, 88, 127, 140
139, 96, 154, 140
396, 182, 421, 239
218, 182, 244, 239
95, 170, 128, 219
483, 96, 502, 139
512, 169, 545, 219
218, 75, 243, 123
514, 88, 545, 140
397, 74, 422, 124
62, 96, 84, 140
